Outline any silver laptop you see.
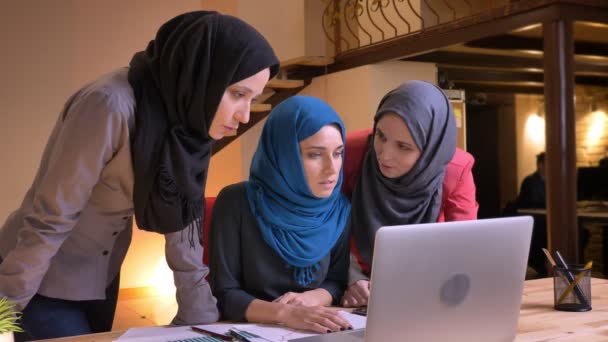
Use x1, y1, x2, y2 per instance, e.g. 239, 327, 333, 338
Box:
292, 216, 533, 342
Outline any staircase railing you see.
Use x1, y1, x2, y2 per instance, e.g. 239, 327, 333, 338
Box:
322, 0, 523, 56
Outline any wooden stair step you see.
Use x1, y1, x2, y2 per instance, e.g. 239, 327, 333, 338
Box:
256, 89, 276, 104
267, 79, 305, 89
281, 56, 334, 68
251, 103, 271, 112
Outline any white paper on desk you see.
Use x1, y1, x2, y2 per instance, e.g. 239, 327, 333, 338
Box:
113, 325, 203, 342
114, 311, 366, 342
340, 311, 366, 329
229, 311, 367, 342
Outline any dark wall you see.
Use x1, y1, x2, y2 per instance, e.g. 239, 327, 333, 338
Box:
467, 103, 501, 218
465, 93, 517, 219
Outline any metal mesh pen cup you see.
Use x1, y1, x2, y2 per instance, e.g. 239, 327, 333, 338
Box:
553, 264, 592, 312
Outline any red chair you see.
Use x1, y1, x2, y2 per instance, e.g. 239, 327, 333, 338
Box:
341, 129, 371, 199
202, 197, 216, 265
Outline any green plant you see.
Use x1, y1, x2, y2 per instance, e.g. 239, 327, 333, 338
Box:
0, 297, 23, 333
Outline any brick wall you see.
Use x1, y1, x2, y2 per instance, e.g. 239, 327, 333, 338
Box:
575, 98, 608, 167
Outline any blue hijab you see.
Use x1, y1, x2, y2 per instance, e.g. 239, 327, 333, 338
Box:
245, 95, 351, 286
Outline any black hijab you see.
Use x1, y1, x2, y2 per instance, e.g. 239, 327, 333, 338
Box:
350, 81, 457, 267
128, 11, 279, 244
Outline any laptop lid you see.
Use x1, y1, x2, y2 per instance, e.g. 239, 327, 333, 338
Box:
364, 216, 533, 342
291, 216, 533, 342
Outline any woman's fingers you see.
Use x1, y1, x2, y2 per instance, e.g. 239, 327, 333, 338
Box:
341, 291, 357, 307
353, 281, 370, 304
306, 321, 336, 334
274, 292, 295, 304
278, 292, 308, 306
290, 306, 352, 333
316, 308, 352, 330
329, 311, 352, 329
342, 281, 370, 307
286, 297, 304, 306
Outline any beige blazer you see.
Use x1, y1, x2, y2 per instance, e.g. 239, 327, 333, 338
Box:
0, 69, 218, 324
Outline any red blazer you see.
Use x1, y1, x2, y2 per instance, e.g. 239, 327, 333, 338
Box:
341, 129, 478, 222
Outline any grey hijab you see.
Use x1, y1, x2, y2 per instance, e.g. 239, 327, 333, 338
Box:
350, 80, 457, 268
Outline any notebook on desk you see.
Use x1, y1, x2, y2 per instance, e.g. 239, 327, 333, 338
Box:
292, 216, 533, 342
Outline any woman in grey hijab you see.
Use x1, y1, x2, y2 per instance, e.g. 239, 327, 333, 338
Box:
341, 80, 478, 307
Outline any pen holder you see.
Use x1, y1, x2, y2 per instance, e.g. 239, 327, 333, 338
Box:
553, 264, 592, 312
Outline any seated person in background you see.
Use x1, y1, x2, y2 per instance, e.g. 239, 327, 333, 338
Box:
517, 152, 591, 277
517, 152, 546, 209
341, 81, 478, 307
209, 96, 352, 334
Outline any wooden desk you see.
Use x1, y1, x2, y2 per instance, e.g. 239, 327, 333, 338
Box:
36, 278, 608, 342
516, 277, 608, 341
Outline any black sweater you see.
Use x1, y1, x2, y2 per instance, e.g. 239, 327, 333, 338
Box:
208, 182, 349, 321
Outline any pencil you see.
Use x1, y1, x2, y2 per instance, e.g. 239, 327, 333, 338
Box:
557, 261, 593, 305
542, 248, 557, 267
553, 251, 590, 307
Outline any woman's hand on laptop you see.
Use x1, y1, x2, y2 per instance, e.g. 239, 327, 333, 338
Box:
274, 289, 332, 307
281, 305, 353, 333
341, 280, 370, 307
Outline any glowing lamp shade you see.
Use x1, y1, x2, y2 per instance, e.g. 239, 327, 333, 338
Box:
586, 110, 607, 147
525, 113, 545, 148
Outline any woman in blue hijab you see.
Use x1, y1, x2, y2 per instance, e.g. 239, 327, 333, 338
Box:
209, 95, 353, 333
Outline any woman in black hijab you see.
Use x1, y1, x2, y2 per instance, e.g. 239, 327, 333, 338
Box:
340, 81, 478, 307
0, 11, 278, 341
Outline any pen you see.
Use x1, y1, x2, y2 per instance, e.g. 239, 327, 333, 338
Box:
557, 260, 593, 305
191, 326, 232, 341
553, 250, 589, 307
543, 248, 572, 285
